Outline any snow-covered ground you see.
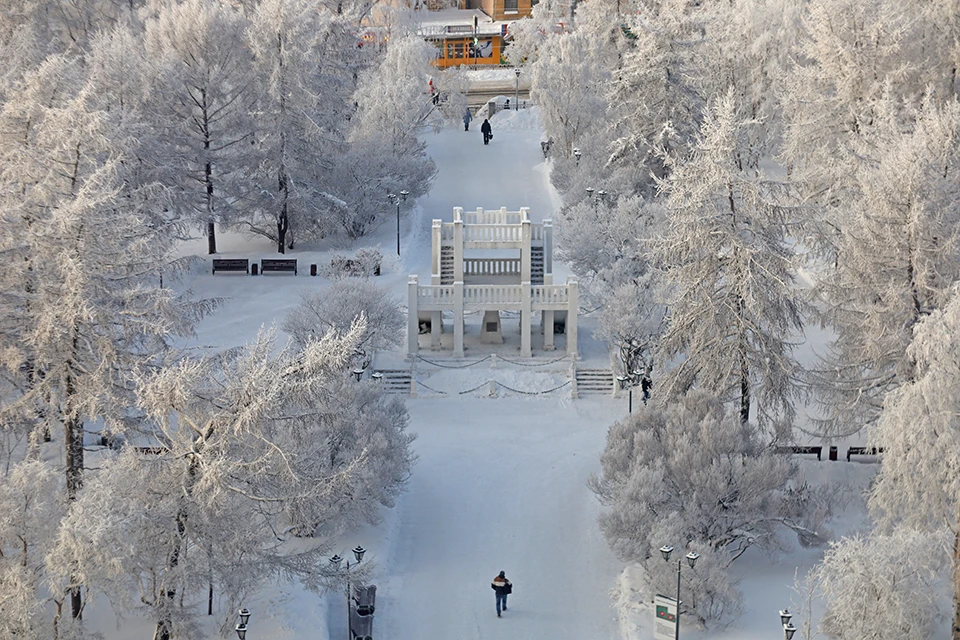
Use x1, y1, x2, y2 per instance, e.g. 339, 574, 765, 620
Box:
86, 104, 883, 640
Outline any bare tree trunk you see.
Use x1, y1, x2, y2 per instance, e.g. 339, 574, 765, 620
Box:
953, 518, 960, 639
65, 369, 84, 619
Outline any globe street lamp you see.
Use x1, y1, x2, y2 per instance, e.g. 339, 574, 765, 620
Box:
660, 545, 700, 640
389, 190, 409, 256
330, 545, 366, 640
514, 67, 521, 110
235, 608, 251, 639
780, 608, 797, 639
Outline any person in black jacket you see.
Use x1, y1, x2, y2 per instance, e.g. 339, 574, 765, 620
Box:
491, 570, 512, 617
481, 118, 492, 145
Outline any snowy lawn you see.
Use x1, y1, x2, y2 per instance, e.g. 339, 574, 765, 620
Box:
83, 106, 881, 640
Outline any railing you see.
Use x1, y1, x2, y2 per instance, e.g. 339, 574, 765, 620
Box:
531, 225, 544, 241
464, 224, 522, 243
463, 258, 521, 277
531, 285, 569, 307
463, 285, 523, 306
417, 286, 456, 307
464, 209, 524, 225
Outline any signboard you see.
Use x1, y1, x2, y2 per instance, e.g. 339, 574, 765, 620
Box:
654, 594, 677, 640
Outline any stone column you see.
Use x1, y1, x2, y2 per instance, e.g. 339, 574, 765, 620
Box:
520, 211, 532, 357
453, 281, 464, 358
431, 219, 442, 285
454, 208, 464, 283
407, 275, 420, 358
566, 277, 578, 360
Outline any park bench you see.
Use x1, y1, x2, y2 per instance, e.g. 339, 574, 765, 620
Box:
846, 446, 884, 462
260, 258, 298, 275
773, 445, 823, 461
212, 258, 249, 275
353, 584, 376, 615
349, 606, 373, 640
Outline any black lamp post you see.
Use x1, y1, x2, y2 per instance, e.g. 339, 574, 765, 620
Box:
780, 609, 797, 639
514, 68, 520, 110
389, 190, 409, 256
573, 148, 581, 165
330, 546, 367, 640
660, 545, 700, 640
235, 608, 251, 639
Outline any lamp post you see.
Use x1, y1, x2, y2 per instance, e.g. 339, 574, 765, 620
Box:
514, 67, 520, 110
780, 609, 797, 639
616, 370, 644, 413
330, 545, 366, 640
659, 545, 700, 640
235, 608, 251, 639
352, 368, 364, 382
389, 190, 409, 256
573, 148, 581, 166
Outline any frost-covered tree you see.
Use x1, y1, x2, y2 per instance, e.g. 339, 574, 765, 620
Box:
652, 89, 803, 426
810, 96, 960, 438
283, 280, 404, 369
528, 29, 609, 160
836, 287, 960, 638
50, 325, 414, 640
589, 392, 822, 624
142, 0, 256, 254
0, 460, 66, 639
245, 0, 361, 251
812, 530, 948, 640
337, 34, 435, 238
0, 59, 203, 619
557, 194, 666, 377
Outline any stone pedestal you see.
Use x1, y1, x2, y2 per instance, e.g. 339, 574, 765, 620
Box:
480, 310, 503, 344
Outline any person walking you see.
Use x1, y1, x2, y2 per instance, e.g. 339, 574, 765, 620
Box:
463, 108, 473, 131
491, 570, 512, 617
481, 118, 492, 145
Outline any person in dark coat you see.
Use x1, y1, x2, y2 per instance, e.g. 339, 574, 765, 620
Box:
491, 570, 512, 617
463, 108, 473, 131
481, 118, 492, 145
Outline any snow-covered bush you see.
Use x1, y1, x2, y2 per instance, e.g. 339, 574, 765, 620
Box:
283, 279, 403, 368
812, 530, 948, 640
590, 392, 824, 624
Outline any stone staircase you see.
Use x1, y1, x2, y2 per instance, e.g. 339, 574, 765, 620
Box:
574, 368, 613, 395
373, 369, 412, 395
531, 246, 544, 285
440, 246, 454, 285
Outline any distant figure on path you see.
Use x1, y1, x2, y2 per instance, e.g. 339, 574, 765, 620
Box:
463, 108, 473, 131
481, 118, 492, 145
491, 570, 512, 617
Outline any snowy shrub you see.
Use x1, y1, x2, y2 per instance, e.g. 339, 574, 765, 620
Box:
326, 247, 383, 278
283, 279, 402, 368
813, 530, 949, 640
590, 392, 825, 623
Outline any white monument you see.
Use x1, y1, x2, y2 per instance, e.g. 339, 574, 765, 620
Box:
407, 206, 578, 358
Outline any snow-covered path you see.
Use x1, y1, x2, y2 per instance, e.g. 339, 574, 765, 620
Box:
344, 111, 623, 639
374, 397, 622, 640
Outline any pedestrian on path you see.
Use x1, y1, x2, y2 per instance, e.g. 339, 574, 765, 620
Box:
481, 118, 492, 145
491, 571, 512, 617
463, 108, 473, 131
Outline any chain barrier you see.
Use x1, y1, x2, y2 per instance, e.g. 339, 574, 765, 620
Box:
454, 379, 572, 396
458, 381, 491, 395
414, 379, 448, 395
495, 380, 571, 395
496, 354, 571, 367
415, 354, 491, 369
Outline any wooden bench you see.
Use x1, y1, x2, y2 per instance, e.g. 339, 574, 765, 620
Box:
773, 445, 823, 461
846, 446, 884, 462
349, 606, 373, 640
212, 258, 249, 275
260, 258, 298, 275
353, 584, 376, 615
